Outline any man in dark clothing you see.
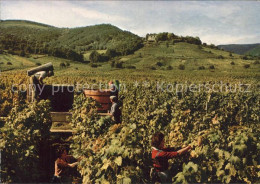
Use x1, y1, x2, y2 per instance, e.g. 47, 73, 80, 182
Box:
151, 132, 192, 183
109, 96, 121, 123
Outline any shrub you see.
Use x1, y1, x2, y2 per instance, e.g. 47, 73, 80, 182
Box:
7, 62, 12, 65
115, 61, 123, 68
156, 62, 163, 67
0, 62, 4, 65
106, 49, 118, 58
110, 60, 115, 68
126, 65, 136, 69
217, 55, 224, 59
60, 62, 66, 68
35, 62, 41, 66
89, 50, 102, 63
178, 64, 185, 70
198, 66, 205, 70
166, 65, 173, 70
150, 66, 156, 70
7, 49, 14, 55
230, 61, 235, 65
242, 55, 248, 60
75, 67, 78, 70
244, 64, 250, 69
91, 63, 98, 68
229, 52, 233, 57
253, 60, 259, 65
209, 65, 215, 69
19, 50, 26, 57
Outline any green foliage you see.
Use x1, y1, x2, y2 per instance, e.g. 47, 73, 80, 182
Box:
150, 66, 156, 70
244, 64, 250, 69
156, 62, 163, 67
166, 65, 173, 70
0, 74, 259, 183
0, 21, 142, 61
209, 65, 215, 69
70, 84, 259, 183
242, 55, 249, 60
154, 32, 202, 45
178, 64, 185, 70
111, 61, 124, 68
156, 32, 168, 42
89, 51, 102, 63
0, 100, 52, 182
198, 66, 205, 70
218, 43, 260, 56
60, 62, 66, 68
126, 65, 136, 69
217, 55, 224, 59
91, 63, 99, 68
106, 49, 118, 59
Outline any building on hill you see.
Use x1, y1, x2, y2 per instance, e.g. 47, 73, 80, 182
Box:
146, 34, 157, 42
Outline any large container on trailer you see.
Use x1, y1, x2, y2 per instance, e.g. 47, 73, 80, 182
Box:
39, 85, 74, 112
83, 89, 111, 112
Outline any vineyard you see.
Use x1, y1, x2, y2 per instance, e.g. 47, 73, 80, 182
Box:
0, 72, 259, 183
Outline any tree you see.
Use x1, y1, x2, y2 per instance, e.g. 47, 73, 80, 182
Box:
89, 50, 102, 63
209, 65, 215, 69
178, 64, 185, 70
244, 64, 250, 69
106, 49, 118, 59
156, 32, 168, 42
19, 49, 26, 57
60, 62, 66, 68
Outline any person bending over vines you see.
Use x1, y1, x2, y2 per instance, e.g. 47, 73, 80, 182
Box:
151, 132, 193, 183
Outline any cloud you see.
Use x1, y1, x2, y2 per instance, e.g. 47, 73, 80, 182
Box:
1, 1, 259, 44
71, 7, 129, 23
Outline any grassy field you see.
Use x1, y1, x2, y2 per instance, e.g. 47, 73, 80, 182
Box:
0, 41, 259, 83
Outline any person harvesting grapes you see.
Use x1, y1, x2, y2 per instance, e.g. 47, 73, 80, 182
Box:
30, 70, 54, 101
51, 146, 79, 183
109, 96, 121, 123
151, 132, 192, 183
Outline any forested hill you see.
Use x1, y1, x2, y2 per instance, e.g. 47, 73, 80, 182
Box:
218, 43, 260, 56
0, 20, 143, 61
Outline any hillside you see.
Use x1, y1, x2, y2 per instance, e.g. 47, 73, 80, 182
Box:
218, 43, 260, 56
0, 41, 259, 83
0, 20, 143, 61
245, 44, 260, 56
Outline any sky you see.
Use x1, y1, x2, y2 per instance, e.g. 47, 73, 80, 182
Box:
1, 0, 259, 45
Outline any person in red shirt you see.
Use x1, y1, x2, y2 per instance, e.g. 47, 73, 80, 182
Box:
151, 132, 191, 183
51, 147, 79, 183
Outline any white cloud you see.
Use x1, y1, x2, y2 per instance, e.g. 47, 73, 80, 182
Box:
71, 7, 129, 23
1, 1, 259, 44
